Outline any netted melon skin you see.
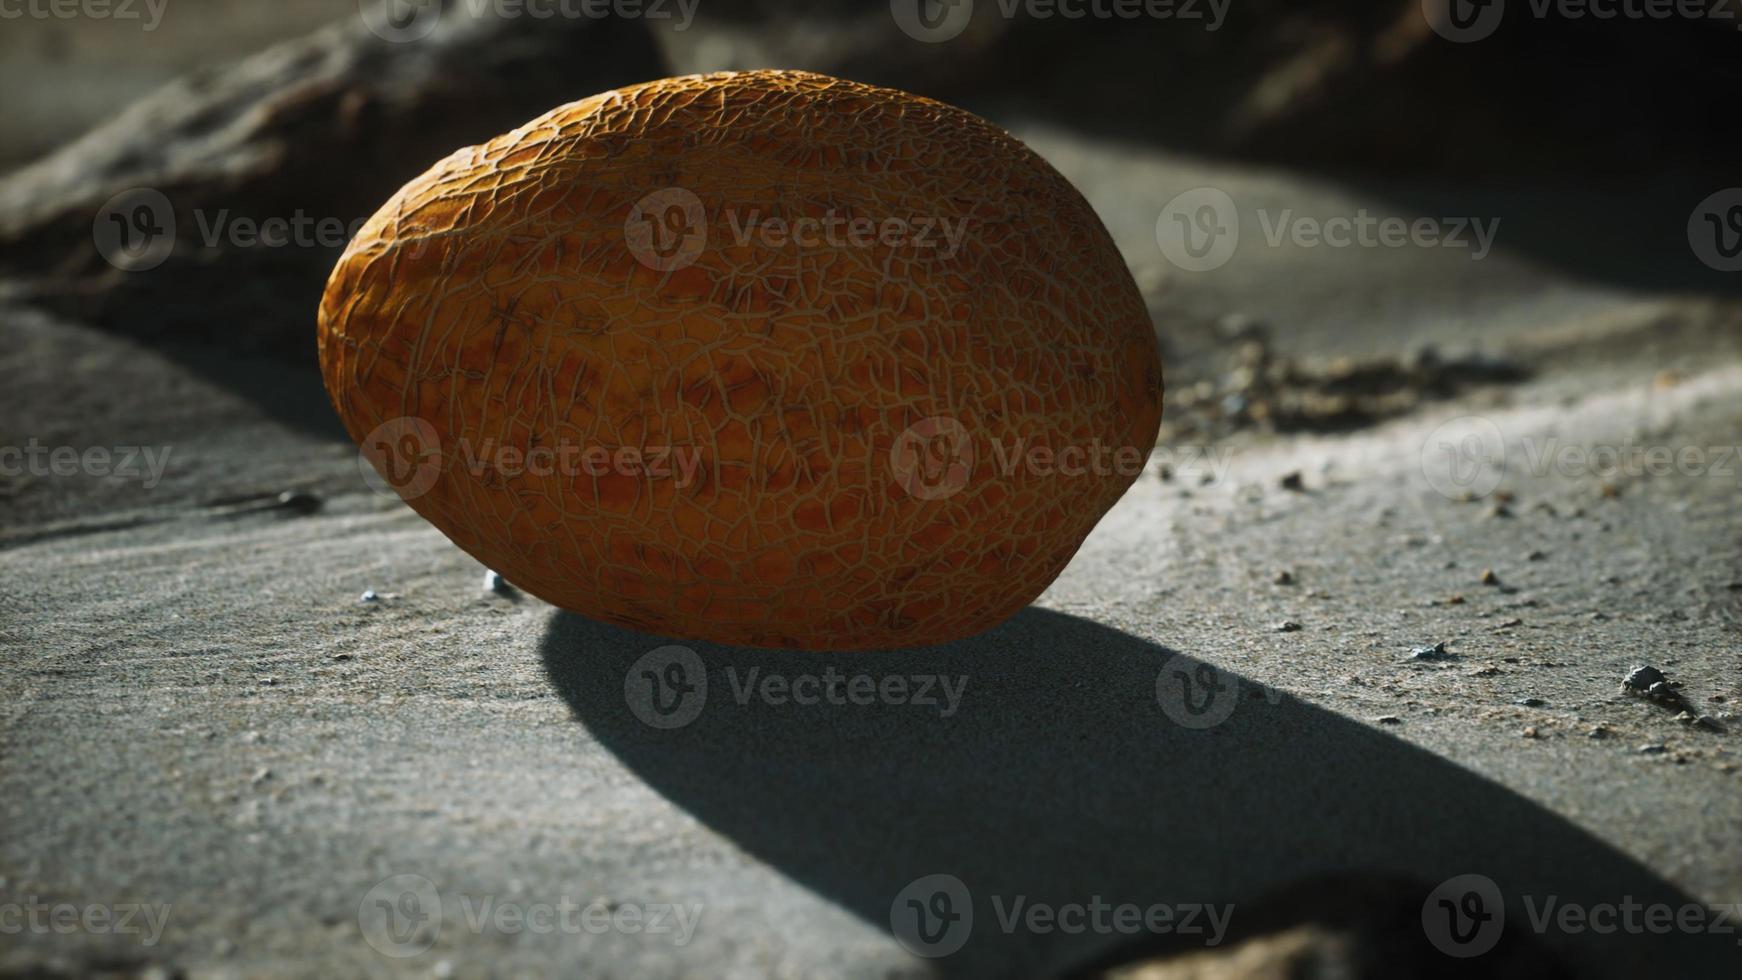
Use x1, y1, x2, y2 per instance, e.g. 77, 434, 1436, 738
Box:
319, 69, 1163, 651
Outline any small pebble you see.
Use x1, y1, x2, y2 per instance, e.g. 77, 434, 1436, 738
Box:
1480, 568, 1501, 586
484, 569, 514, 595
1586, 724, 1611, 739
1515, 697, 1546, 707
1638, 743, 1667, 755
1408, 641, 1456, 661
274, 490, 323, 516
1498, 618, 1523, 629
1446, 594, 1466, 605
1279, 471, 1304, 492
1274, 620, 1302, 633
332, 653, 353, 662
1678, 712, 1726, 733
1376, 715, 1401, 725
359, 590, 379, 604
1622, 665, 1666, 692
1522, 726, 1540, 739
1274, 570, 1295, 586
1527, 550, 1546, 562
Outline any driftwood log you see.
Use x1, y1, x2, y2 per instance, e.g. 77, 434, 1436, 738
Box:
0, 4, 664, 360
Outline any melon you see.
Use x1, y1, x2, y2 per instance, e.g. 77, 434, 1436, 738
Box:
318, 70, 1163, 650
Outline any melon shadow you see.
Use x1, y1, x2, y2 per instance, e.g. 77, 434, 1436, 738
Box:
539, 607, 1741, 978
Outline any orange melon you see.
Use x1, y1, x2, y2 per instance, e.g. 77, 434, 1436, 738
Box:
319, 70, 1162, 650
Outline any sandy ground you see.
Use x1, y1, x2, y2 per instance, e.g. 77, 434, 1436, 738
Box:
3, 115, 1742, 978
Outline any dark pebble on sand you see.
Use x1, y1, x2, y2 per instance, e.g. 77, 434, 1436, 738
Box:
1408, 641, 1456, 661
1622, 665, 1666, 692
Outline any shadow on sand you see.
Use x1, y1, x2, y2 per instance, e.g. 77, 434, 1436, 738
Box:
542, 607, 1739, 977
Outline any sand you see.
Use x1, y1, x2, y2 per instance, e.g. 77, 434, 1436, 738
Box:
3, 111, 1741, 980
